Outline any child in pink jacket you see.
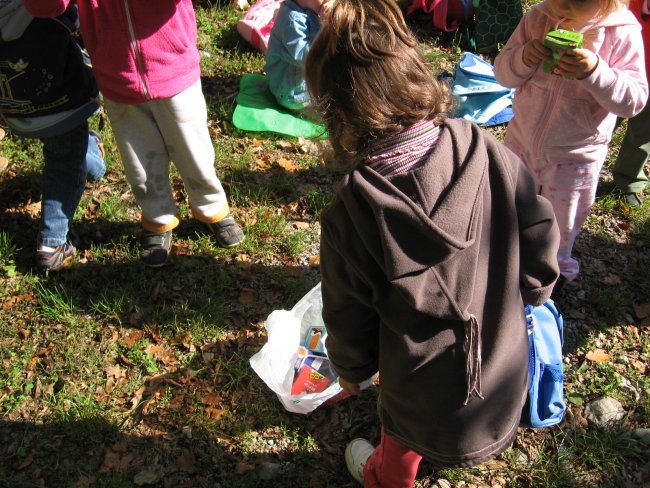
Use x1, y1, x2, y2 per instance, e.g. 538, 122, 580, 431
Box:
494, 0, 648, 282
23, 0, 245, 267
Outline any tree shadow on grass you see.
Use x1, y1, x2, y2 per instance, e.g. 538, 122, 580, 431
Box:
0, 256, 379, 487
0, 401, 377, 488
3, 252, 648, 487
552, 211, 650, 356
0, 211, 141, 274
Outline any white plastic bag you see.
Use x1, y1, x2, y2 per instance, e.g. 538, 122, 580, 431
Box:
250, 282, 344, 414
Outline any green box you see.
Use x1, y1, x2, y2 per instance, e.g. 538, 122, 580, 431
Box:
542, 29, 583, 76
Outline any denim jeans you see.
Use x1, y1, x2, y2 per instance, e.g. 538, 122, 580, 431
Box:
39, 121, 105, 247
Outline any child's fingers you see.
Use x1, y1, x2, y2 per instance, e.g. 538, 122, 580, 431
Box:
531, 40, 552, 60
557, 50, 597, 79
556, 58, 580, 74
339, 378, 360, 395
523, 42, 550, 67
558, 54, 579, 67
558, 49, 586, 66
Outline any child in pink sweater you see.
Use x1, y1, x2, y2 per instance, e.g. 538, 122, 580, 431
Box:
24, 0, 245, 267
494, 0, 648, 282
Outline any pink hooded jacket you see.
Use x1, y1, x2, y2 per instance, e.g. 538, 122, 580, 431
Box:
23, 0, 201, 104
494, 2, 648, 159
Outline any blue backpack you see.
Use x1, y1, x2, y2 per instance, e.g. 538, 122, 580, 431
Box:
450, 52, 515, 126
521, 299, 566, 428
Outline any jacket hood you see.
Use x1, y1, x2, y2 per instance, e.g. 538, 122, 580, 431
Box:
534, 1, 640, 31
0, 0, 33, 41
336, 120, 488, 323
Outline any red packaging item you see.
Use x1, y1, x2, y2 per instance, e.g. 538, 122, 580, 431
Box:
291, 364, 332, 395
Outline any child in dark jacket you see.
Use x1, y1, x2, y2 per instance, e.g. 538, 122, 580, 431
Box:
0, 1, 105, 271
305, 0, 560, 485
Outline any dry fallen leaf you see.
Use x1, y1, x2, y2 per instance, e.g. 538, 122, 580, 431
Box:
129, 386, 146, 410
235, 253, 251, 263
254, 157, 269, 169
175, 450, 196, 474
73, 475, 97, 488
171, 332, 193, 348
277, 157, 300, 172
23, 201, 41, 218
205, 406, 226, 420
133, 468, 163, 486
568, 309, 586, 319
17, 452, 33, 470
633, 303, 650, 319
105, 377, 114, 394
630, 359, 646, 374
308, 254, 320, 267
201, 392, 222, 407
585, 348, 611, 362
293, 221, 310, 230
26, 356, 39, 371
122, 330, 144, 348
235, 462, 255, 475
99, 449, 121, 473
144, 344, 164, 356
478, 459, 507, 471
105, 364, 127, 380
602, 274, 622, 285
157, 349, 177, 367
239, 288, 257, 303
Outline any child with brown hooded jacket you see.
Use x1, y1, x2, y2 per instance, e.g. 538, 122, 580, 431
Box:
306, 0, 561, 485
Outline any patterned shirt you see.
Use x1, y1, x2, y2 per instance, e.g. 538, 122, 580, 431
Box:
367, 119, 441, 176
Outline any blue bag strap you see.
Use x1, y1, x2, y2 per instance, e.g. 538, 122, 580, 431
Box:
525, 305, 535, 383
542, 299, 564, 347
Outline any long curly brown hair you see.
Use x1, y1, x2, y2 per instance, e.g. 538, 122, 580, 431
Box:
305, 0, 452, 171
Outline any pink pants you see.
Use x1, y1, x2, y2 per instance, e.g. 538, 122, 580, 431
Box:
363, 429, 422, 488
513, 145, 608, 281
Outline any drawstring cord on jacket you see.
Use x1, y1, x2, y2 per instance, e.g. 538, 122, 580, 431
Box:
463, 314, 484, 405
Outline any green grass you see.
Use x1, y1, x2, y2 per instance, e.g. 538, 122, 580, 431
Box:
0, 231, 18, 277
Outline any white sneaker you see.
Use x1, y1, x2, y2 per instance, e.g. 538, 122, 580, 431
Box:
345, 438, 375, 485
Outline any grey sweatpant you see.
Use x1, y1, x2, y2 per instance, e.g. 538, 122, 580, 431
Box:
105, 80, 229, 233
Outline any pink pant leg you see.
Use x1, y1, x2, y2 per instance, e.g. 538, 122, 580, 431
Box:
363, 429, 422, 488
538, 158, 603, 281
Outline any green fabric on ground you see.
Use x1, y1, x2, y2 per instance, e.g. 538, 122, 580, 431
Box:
232, 73, 327, 139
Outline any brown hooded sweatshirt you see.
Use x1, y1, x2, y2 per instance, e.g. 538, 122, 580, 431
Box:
320, 119, 560, 467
